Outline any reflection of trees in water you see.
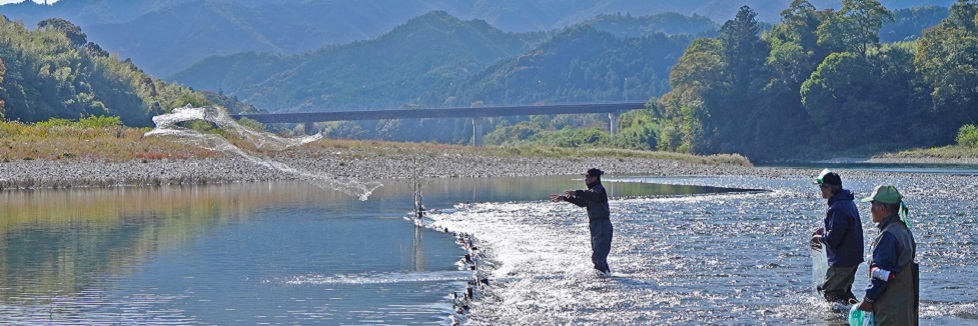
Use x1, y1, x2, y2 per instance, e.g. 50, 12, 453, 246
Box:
411, 226, 426, 272
0, 183, 348, 303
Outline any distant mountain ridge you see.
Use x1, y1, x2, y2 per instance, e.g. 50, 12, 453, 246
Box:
2, 0, 956, 27
0, 0, 957, 76
172, 11, 540, 111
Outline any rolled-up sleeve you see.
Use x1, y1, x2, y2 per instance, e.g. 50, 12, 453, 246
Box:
865, 234, 903, 302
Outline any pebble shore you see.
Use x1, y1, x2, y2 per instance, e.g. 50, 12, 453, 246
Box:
0, 146, 779, 190
2, 144, 975, 190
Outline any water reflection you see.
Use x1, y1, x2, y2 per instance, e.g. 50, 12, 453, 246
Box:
412, 226, 426, 272
0, 186, 256, 302
0, 183, 464, 324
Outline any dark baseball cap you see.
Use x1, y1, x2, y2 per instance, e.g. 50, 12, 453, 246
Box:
813, 168, 842, 186
583, 168, 604, 177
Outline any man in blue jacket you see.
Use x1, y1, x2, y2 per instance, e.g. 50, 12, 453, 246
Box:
810, 169, 863, 304
551, 168, 613, 274
855, 185, 918, 325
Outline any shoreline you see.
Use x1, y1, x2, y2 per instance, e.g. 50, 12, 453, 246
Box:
3, 141, 977, 191
0, 147, 762, 190
865, 156, 978, 164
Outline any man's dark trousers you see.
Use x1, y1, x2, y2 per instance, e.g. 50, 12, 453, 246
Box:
590, 219, 613, 273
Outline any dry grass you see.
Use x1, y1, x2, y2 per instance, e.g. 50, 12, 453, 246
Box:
0, 121, 215, 162
307, 139, 752, 166
878, 145, 978, 159
0, 121, 752, 167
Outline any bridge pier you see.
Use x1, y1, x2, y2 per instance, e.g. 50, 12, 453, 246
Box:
303, 122, 316, 135
472, 117, 484, 147
608, 111, 620, 137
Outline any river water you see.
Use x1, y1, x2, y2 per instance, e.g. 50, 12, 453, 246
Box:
1, 171, 976, 325
425, 171, 978, 325
0, 181, 468, 325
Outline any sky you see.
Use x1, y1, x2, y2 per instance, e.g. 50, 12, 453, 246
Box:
0, 0, 59, 5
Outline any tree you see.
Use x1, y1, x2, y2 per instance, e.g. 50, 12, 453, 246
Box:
713, 5, 770, 153
843, 0, 894, 55
801, 47, 931, 151
817, 0, 893, 56
720, 6, 769, 94
801, 52, 875, 147
941, 0, 978, 32
658, 38, 725, 153
774, 1, 821, 48
915, 26, 978, 137
37, 18, 87, 48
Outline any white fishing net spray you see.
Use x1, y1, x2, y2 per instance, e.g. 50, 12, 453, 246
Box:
144, 105, 382, 200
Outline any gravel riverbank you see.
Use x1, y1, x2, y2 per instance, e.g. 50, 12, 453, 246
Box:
3, 143, 976, 190
0, 145, 782, 190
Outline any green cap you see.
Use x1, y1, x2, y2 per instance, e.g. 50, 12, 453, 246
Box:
860, 185, 903, 204
813, 168, 841, 185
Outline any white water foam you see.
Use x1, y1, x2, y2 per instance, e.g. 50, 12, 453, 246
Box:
144, 105, 382, 200
282, 270, 472, 285
421, 188, 862, 324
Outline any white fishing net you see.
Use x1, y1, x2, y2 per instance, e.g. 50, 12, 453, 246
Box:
145, 105, 382, 200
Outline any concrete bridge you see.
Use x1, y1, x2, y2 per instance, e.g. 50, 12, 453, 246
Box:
229, 102, 647, 146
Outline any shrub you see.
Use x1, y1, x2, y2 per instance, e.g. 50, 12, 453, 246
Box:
35, 118, 74, 128
957, 124, 978, 148
77, 115, 122, 128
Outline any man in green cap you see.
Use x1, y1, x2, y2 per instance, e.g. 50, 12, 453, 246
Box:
855, 185, 918, 325
810, 169, 863, 304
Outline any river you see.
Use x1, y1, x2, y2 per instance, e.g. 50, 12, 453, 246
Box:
1, 169, 975, 325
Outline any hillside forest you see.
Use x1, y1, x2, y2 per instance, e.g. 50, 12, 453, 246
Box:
655, 0, 978, 159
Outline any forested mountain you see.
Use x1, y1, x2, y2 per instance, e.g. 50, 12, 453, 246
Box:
172, 11, 542, 111
418, 25, 693, 107
0, 16, 250, 126
173, 11, 710, 111
0, 0, 956, 77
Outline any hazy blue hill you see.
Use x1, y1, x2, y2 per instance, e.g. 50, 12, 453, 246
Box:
169, 51, 297, 97
7, 0, 460, 76
0, 0, 315, 26
85, 1, 298, 77
584, 12, 718, 38
174, 11, 538, 111
880, 5, 949, 42
0, 0, 194, 26
420, 25, 692, 107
